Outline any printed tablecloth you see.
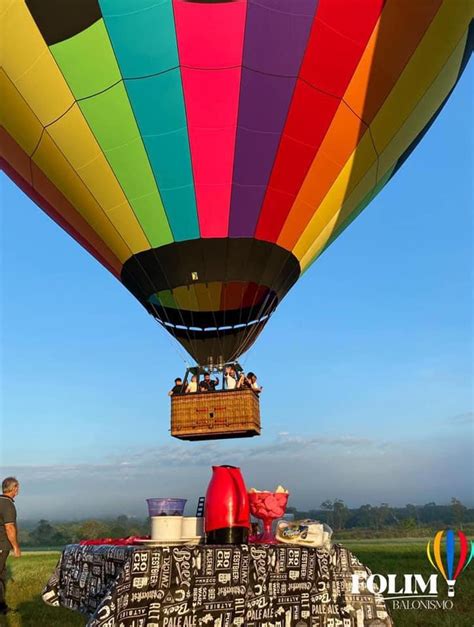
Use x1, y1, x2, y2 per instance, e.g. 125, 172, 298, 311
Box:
43, 543, 393, 626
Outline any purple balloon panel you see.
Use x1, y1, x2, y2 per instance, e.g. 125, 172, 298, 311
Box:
228, 0, 318, 237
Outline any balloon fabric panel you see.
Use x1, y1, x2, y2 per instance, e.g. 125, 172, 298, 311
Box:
41, 104, 151, 254
317, 165, 396, 272
228, 0, 318, 237
1, 71, 44, 156
389, 22, 473, 185
296, 2, 472, 270
1, 128, 122, 278
99, 0, 200, 241
255, 0, 385, 243
3, 2, 74, 126
33, 132, 134, 263
173, 0, 247, 238
2, 0, 472, 365
1, 4, 150, 261
50, 21, 173, 248
278, 0, 443, 252
0, 128, 32, 185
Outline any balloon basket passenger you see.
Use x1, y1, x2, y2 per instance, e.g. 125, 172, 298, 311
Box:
169, 363, 262, 441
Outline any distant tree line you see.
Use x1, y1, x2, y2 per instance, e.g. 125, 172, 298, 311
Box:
19, 515, 149, 547
289, 497, 473, 535
18, 498, 473, 547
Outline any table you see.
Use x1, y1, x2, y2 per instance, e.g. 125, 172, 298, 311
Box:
43, 543, 393, 626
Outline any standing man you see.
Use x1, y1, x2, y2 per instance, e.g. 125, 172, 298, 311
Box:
0, 477, 21, 615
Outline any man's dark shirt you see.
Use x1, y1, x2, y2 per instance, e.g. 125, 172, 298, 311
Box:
170, 384, 184, 395
200, 379, 218, 392
0, 495, 16, 550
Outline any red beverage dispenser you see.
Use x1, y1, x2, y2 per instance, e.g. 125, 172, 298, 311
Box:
205, 465, 250, 544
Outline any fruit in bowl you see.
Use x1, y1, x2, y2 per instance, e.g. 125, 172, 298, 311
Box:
249, 492, 288, 519
248, 486, 289, 544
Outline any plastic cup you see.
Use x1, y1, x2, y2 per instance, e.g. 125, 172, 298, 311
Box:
146, 498, 187, 517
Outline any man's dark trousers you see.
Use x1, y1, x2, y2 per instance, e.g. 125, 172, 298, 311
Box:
0, 548, 9, 609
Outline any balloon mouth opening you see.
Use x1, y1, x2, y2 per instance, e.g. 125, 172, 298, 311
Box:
146, 280, 276, 332
158, 313, 271, 333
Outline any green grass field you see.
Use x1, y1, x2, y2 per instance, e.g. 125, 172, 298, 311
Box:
345, 540, 474, 626
1, 552, 85, 627
1, 542, 472, 626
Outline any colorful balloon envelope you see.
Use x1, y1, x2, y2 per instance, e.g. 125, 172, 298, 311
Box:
2, 1, 472, 364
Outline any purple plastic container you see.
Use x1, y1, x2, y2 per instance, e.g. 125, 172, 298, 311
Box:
146, 498, 187, 517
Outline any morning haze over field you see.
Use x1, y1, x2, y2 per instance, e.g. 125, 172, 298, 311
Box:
1, 63, 472, 521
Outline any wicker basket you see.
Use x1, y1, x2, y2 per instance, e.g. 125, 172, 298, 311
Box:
171, 389, 261, 441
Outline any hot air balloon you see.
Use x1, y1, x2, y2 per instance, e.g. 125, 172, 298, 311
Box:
427, 529, 474, 597
1, 1, 472, 438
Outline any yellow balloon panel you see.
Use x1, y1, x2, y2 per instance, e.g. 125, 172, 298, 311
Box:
33, 133, 132, 263
106, 202, 149, 252
3, 1, 73, 125
173, 286, 200, 312
299, 164, 379, 271
46, 104, 150, 252
369, 1, 472, 154
377, 31, 468, 180
193, 283, 223, 313
0, 71, 43, 155
293, 131, 377, 261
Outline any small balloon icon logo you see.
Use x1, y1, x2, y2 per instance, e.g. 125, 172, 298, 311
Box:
426, 530, 474, 597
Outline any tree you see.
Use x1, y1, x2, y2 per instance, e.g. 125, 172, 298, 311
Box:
320, 500, 334, 527
360, 504, 373, 527
451, 498, 467, 528
332, 499, 349, 531
420, 502, 439, 524
110, 515, 129, 538
320, 499, 349, 530
399, 517, 417, 530
373, 503, 393, 530
78, 520, 109, 540
405, 504, 419, 524
31, 520, 67, 546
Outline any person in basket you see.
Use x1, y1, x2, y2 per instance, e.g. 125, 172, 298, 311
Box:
168, 377, 185, 396
200, 372, 219, 392
224, 366, 238, 390
238, 372, 262, 394
185, 375, 198, 394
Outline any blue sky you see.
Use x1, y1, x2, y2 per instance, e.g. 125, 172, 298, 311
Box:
1, 64, 472, 520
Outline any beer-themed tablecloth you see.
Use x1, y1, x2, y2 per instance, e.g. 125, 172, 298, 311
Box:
43, 543, 393, 626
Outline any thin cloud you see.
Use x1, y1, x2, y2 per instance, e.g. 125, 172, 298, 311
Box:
448, 412, 474, 425
2, 432, 472, 519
